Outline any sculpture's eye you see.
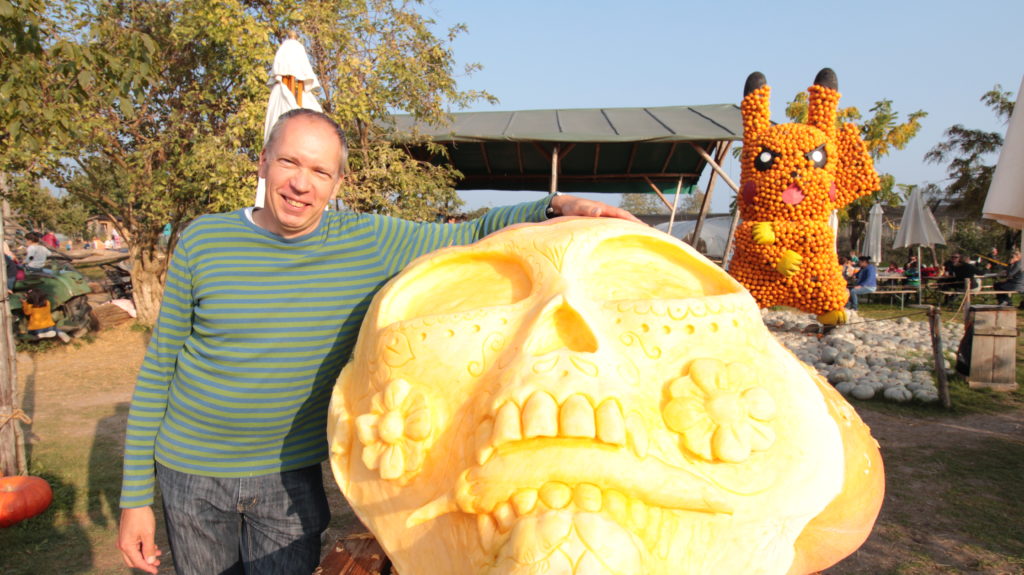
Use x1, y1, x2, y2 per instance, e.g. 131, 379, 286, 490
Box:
754, 147, 777, 171
805, 145, 827, 168
378, 253, 532, 324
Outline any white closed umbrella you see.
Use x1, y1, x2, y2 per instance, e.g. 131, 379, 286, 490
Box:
894, 187, 946, 303
983, 75, 1024, 253
863, 203, 884, 265
255, 37, 323, 208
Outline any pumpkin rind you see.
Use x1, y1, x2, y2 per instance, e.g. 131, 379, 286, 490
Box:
0, 476, 54, 528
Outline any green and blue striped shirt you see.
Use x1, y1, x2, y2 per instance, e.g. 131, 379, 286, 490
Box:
120, 199, 549, 508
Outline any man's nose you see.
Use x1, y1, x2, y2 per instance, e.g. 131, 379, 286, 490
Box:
290, 168, 313, 192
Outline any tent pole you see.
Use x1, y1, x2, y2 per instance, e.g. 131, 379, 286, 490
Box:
689, 143, 740, 194
667, 175, 683, 235
550, 144, 559, 194
692, 142, 731, 255
643, 177, 675, 212
917, 245, 922, 304
723, 207, 741, 270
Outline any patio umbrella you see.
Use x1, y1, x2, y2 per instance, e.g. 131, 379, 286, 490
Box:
983, 75, 1024, 253
255, 37, 323, 208
893, 187, 946, 303
863, 203, 884, 265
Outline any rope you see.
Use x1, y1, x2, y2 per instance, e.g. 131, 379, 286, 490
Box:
0, 408, 32, 428
843, 309, 930, 326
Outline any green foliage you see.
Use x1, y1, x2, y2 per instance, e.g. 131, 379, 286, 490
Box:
925, 85, 1016, 217
619, 193, 669, 215
283, 0, 495, 221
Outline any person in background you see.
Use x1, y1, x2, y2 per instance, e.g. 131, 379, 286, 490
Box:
885, 262, 902, 274
20, 288, 71, 342
939, 253, 979, 291
4, 241, 19, 292
983, 247, 1001, 271
40, 230, 59, 249
839, 255, 857, 285
23, 232, 51, 271
846, 255, 877, 311
993, 250, 1022, 307
903, 255, 920, 285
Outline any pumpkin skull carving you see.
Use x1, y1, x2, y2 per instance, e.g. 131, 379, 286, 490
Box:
328, 218, 882, 575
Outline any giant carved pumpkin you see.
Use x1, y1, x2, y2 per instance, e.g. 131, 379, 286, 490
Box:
729, 68, 880, 325
328, 218, 883, 575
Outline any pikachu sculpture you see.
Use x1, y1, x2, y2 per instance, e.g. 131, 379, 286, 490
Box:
728, 69, 880, 325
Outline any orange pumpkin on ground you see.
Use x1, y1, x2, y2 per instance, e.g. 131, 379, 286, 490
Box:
0, 475, 54, 528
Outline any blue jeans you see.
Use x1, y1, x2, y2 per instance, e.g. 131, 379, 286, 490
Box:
156, 462, 330, 575
847, 286, 876, 310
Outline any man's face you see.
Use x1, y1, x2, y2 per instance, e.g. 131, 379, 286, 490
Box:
256, 115, 343, 238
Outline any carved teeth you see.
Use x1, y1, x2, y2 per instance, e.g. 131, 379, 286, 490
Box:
477, 513, 498, 553
573, 483, 602, 512
522, 392, 559, 438
595, 399, 626, 445
488, 394, 632, 449
511, 488, 538, 516
493, 501, 516, 533
492, 401, 522, 446
559, 394, 596, 438
603, 488, 629, 525
539, 481, 572, 509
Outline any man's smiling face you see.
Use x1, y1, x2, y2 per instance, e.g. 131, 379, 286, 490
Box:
256, 114, 344, 239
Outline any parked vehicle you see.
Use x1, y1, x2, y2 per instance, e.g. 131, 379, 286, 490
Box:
9, 253, 98, 340
100, 259, 133, 301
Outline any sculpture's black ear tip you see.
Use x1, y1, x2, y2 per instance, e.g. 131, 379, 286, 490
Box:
814, 68, 838, 91
744, 72, 767, 97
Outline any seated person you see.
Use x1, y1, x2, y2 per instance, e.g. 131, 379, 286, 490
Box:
939, 253, 979, 291
994, 250, 1022, 307
903, 257, 920, 285
885, 262, 902, 274
846, 256, 877, 311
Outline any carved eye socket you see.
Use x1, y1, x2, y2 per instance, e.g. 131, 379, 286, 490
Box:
805, 145, 827, 168
378, 253, 532, 325
754, 147, 777, 171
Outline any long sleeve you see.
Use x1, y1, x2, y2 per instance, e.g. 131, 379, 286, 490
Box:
119, 236, 195, 508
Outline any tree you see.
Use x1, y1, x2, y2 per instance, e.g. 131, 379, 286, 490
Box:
619, 193, 669, 215
292, 0, 495, 221
786, 95, 927, 251
925, 85, 1016, 217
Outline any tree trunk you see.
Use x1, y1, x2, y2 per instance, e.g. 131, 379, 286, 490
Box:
848, 220, 866, 257
129, 243, 170, 326
0, 188, 25, 476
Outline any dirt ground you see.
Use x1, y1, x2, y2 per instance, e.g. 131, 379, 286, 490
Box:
9, 320, 1024, 574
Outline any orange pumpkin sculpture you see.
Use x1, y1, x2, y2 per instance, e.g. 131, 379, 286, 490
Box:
0, 474, 53, 528
729, 69, 880, 325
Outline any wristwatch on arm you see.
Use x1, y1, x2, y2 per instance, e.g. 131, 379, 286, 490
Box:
545, 192, 563, 219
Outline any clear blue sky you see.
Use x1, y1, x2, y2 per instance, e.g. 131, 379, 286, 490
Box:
423, 0, 1023, 213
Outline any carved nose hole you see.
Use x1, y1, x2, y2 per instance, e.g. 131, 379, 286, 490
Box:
526, 300, 598, 356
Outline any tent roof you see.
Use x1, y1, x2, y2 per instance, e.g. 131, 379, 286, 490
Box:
390, 104, 742, 195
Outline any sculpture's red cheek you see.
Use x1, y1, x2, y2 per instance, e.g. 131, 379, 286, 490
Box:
742, 181, 757, 205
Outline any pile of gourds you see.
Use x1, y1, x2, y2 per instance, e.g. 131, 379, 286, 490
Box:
0, 472, 53, 528
728, 68, 879, 325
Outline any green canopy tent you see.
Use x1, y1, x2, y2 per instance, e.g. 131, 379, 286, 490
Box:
390, 104, 744, 258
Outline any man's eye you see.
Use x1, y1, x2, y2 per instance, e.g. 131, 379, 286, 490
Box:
754, 147, 777, 171
805, 145, 827, 168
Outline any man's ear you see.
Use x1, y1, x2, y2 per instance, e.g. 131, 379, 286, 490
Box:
330, 173, 345, 201
258, 150, 268, 179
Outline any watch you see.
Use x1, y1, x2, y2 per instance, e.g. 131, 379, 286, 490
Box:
545, 192, 563, 219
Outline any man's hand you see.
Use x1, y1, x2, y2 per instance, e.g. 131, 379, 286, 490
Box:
118, 506, 162, 574
549, 194, 643, 223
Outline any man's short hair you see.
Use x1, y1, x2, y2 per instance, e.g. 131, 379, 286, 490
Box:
25, 232, 39, 242
265, 109, 349, 174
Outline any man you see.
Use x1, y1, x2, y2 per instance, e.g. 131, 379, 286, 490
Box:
994, 249, 1022, 307
846, 255, 876, 311
939, 253, 979, 291
116, 108, 638, 575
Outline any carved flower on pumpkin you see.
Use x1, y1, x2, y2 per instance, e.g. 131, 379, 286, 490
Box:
662, 358, 777, 463
356, 379, 433, 481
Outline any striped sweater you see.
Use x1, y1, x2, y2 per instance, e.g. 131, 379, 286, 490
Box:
120, 199, 549, 508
